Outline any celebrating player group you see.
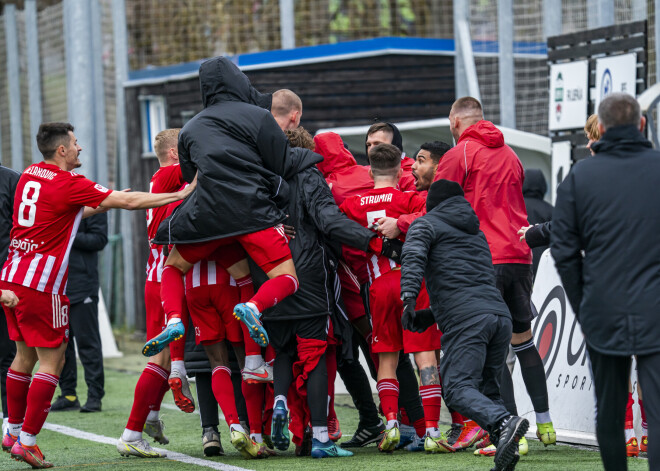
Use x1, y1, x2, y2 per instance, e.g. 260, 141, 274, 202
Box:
0, 56, 557, 471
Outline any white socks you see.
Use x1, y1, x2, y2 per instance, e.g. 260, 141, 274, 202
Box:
625, 428, 636, 441
167, 317, 182, 327
312, 426, 329, 443
230, 423, 246, 434
146, 410, 160, 423
535, 411, 552, 424
426, 427, 441, 438
171, 360, 186, 375
251, 433, 263, 443
121, 429, 142, 442
386, 419, 399, 429
246, 302, 259, 314
274, 395, 288, 410
245, 355, 265, 371
20, 431, 36, 447
8, 422, 22, 437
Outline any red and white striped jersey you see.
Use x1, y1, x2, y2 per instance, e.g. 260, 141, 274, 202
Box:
145, 164, 184, 282
185, 258, 236, 290
340, 187, 425, 283
1, 162, 110, 295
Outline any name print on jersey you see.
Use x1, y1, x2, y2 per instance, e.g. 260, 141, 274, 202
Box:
360, 193, 393, 206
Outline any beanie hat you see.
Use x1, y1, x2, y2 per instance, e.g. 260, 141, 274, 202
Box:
426, 179, 464, 212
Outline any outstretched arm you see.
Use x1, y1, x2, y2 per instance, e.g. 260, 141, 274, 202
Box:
100, 174, 196, 210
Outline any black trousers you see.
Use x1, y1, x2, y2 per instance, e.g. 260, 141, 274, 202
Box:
440, 313, 512, 434
60, 297, 104, 401
0, 312, 16, 417
589, 347, 660, 471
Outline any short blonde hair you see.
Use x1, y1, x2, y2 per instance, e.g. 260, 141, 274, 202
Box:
584, 114, 600, 141
285, 127, 315, 150
154, 128, 181, 162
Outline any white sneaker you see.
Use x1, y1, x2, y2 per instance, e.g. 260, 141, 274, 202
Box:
144, 419, 169, 445
242, 364, 273, 383
117, 437, 166, 458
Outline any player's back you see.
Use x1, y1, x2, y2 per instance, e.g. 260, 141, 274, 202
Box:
341, 187, 425, 282
2, 162, 109, 295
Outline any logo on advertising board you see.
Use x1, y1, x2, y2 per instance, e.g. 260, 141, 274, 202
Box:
600, 68, 613, 100
595, 53, 637, 110
548, 61, 588, 131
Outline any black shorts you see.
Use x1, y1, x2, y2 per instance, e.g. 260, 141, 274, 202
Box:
493, 263, 533, 334
264, 315, 329, 355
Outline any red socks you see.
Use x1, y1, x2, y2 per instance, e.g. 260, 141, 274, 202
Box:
126, 363, 169, 432
169, 305, 189, 361
241, 324, 263, 355
249, 274, 298, 312
451, 410, 466, 425
242, 381, 266, 434
420, 384, 442, 429
161, 266, 185, 321
625, 392, 634, 427
22, 373, 59, 436
212, 366, 239, 427
235, 275, 254, 303
7, 369, 31, 428
377, 379, 399, 422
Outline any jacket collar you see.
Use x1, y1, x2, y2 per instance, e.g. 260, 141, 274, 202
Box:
590, 125, 653, 154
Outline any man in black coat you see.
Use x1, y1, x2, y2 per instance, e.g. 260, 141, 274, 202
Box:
522, 169, 553, 277
0, 163, 19, 433
258, 128, 390, 459
146, 57, 309, 357
552, 93, 660, 471
50, 212, 108, 413
400, 179, 528, 471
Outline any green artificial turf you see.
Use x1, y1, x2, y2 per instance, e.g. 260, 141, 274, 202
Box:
0, 359, 649, 470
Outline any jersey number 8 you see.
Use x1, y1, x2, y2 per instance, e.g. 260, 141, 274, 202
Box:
18, 181, 41, 227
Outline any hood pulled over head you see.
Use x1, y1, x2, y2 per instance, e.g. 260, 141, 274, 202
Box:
199, 56, 272, 109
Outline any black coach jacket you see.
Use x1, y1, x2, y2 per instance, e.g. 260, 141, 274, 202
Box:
0, 165, 19, 265
154, 56, 296, 245
67, 212, 108, 304
254, 150, 375, 322
400, 196, 510, 334
551, 125, 660, 356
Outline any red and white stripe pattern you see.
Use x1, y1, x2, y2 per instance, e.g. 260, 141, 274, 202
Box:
187, 260, 237, 289
376, 378, 399, 395
367, 253, 398, 284
212, 366, 231, 377
144, 362, 169, 381
146, 245, 166, 282
7, 370, 31, 385
274, 224, 290, 244
419, 384, 442, 401
51, 294, 67, 329
1, 209, 83, 295
33, 372, 58, 387
283, 274, 299, 293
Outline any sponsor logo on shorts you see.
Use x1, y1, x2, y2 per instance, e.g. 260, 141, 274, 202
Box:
195, 326, 201, 337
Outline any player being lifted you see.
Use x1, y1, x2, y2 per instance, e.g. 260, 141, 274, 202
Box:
0, 123, 195, 469
340, 144, 448, 454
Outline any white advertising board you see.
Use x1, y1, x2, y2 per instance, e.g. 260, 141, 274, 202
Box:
512, 250, 643, 445
595, 53, 637, 111
548, 61, 589, 131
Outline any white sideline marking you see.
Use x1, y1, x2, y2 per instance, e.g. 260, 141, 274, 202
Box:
42, 422, 251, 471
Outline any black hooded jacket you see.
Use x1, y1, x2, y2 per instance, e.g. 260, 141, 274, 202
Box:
253, 151, 375, 322
523, 169, 553, 275
551, 125, 660, 355
154, 57, 298, 244
0, 165, 19, 265
401, 196, 510, 333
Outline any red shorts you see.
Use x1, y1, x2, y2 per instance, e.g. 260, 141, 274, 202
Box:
186, 284, 241, 345
1, 282, 70, 348
338, 262, 367, 323
369, 270, 441, 354
145, 281, 167, 340
176, 225, 292, 274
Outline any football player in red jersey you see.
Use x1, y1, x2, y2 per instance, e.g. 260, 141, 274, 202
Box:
0, 123, 195, 468
340, 144, 446, 453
